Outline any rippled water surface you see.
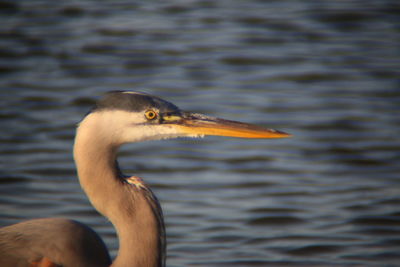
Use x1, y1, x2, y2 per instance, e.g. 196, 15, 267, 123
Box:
1, 1, 399, 266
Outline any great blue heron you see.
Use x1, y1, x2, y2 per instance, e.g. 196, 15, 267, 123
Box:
0, 91, 290, 267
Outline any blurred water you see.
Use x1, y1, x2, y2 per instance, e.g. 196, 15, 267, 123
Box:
1, 1, 399, 266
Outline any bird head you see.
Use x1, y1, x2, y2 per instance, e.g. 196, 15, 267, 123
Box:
82, 91, 290, 146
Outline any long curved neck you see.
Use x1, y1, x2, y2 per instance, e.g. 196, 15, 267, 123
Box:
73, 113, 165, 267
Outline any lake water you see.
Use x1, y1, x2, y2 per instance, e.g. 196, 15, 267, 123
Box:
0, 1, 399, 266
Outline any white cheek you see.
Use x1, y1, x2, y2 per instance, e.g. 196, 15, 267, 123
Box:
121, 124, 184, 143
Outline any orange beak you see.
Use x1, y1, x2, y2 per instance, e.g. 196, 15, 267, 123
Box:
165, 112, 291, 139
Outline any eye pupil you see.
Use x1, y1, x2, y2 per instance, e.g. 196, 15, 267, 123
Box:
145, 110, 157, 120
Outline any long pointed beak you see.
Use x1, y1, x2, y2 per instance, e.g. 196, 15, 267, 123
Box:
166, 112, 291, 139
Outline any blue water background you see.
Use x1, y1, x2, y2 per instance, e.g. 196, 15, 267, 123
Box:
1, 1, 399, 266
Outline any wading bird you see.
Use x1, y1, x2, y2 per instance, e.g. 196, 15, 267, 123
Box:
0, 91, 290, 267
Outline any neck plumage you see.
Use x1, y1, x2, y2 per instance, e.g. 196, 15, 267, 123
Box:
73, 113, 165, 267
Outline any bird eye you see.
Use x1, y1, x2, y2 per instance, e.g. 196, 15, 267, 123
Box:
145, 110, 157, 120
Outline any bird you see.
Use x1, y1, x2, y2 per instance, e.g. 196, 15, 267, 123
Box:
0, 91, 290, 267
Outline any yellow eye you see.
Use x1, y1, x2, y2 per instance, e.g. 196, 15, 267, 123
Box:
145, 110, 157, 120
